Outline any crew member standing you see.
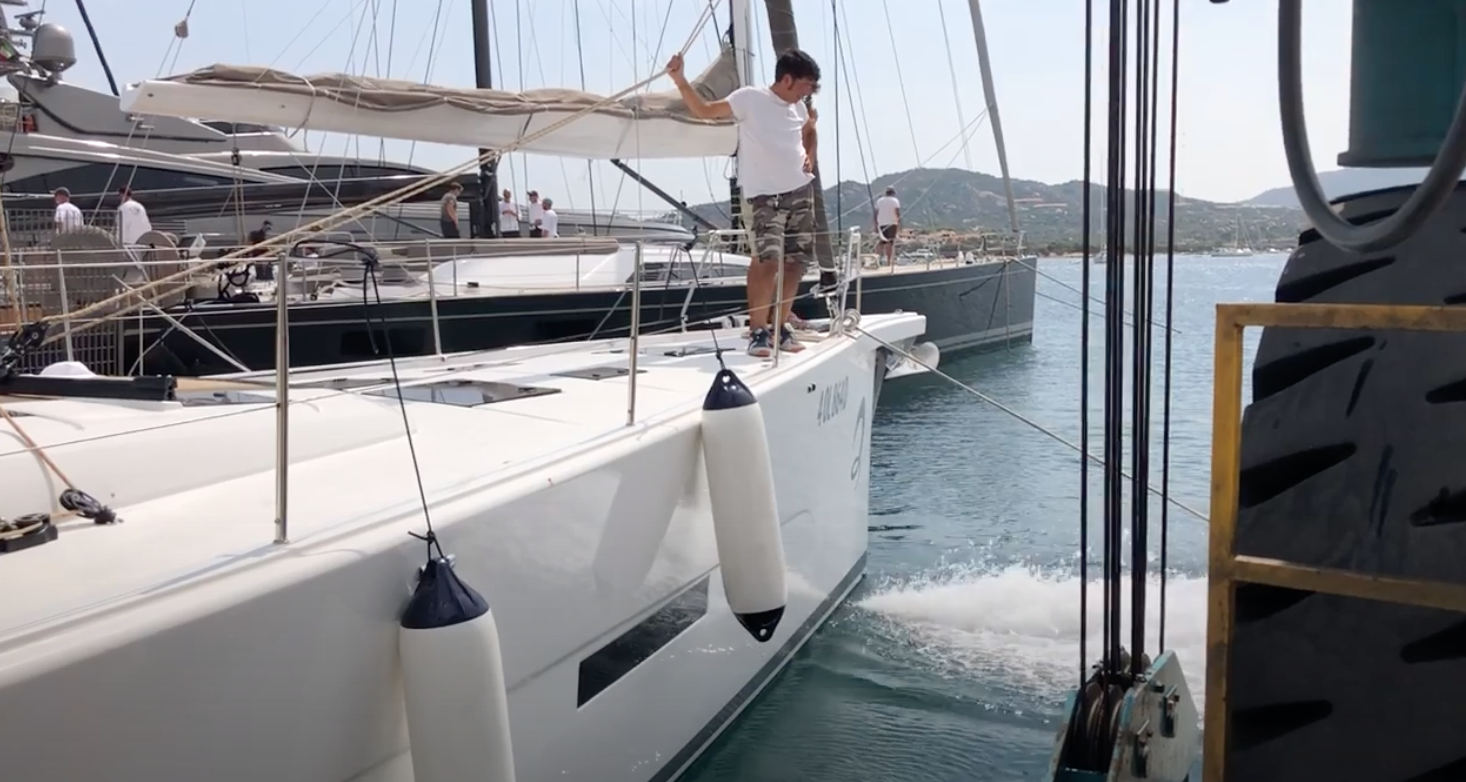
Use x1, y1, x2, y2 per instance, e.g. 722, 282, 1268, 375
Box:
874, 186, 901, 266
669, 48, 822, 357
117, 186, 152, 245
440, 182, 463, 239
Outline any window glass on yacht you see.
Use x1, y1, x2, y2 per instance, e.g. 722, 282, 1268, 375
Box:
4, 164, 237, 195
259, 163, 432, 180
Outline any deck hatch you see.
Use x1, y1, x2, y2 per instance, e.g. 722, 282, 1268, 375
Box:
176, 390, 276, 406
576, 577, 710, 707
550, 365, 642, 381
365, 379, 560, 407
289, 376, 396, 391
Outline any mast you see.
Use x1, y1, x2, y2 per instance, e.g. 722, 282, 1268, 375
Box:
762, 0, 836, 277
727, 0, 754, 255
964, 0, 1020, 236
470, 0, 499, 239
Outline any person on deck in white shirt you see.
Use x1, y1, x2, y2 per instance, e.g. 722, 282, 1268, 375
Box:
669, 47, 822, 358
117, 186, 152, 245
499, 189, 521, 238
874, 186, 900, 266
52, 187, 83, 233
526, 190, 545, 237
539, 198, 560, 238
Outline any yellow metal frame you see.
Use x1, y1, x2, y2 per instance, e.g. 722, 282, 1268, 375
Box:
1206, 302, 1466, 781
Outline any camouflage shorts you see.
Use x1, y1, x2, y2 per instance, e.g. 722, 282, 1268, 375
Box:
748, 183, 815, 269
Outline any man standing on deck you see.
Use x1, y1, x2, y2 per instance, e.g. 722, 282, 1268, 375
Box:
527, 191, 545, 237
440, 182, 463, 239
116, 187, 152, 246
52, 187, 82, 233
499, 189, 522, 238
668, 48, 822, 357
540, 198, 560, 238
874, 186, 900, 266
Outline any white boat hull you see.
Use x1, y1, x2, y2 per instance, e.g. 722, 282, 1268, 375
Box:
0, 316, 922, 782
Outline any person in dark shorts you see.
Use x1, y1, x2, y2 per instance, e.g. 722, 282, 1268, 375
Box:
874, 185, 901, 266
440, 182, 463, 239
670, 48, 821, 357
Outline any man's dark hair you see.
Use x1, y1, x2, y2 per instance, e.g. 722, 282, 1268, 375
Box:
774, 49, 820, 84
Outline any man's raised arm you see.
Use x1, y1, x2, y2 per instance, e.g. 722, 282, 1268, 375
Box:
668, 54, 733, 120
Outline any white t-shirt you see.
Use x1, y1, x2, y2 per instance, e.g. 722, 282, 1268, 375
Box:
726, 86, 813, 198
540, 209, 559, 238
499, 200, 520, 232
875, 195, 900, 227
54, 201, 83, 232
118, 198, 152, 244
527, 201, 545, 229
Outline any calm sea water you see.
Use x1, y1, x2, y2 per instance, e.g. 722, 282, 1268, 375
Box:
684, 254, 1290, 781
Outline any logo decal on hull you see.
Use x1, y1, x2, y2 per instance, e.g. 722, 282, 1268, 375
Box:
817, 376, 849, 426
850, 396, 867, 483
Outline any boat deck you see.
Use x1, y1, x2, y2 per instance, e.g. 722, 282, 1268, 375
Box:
0, 319, 905, 646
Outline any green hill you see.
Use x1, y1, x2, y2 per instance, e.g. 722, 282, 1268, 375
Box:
680, 167, 1309, 255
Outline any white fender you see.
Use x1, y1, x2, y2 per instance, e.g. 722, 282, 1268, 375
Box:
399, 556, 516, 782
700, 367, 787, 642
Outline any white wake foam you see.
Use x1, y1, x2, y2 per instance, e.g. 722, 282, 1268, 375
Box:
857, 565, 1209, 712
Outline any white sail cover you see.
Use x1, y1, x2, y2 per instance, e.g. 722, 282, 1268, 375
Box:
119, 48, 740, 160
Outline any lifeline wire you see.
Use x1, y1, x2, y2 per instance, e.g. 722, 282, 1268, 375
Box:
853, 327, 1206, 523
21, 0, 724, 349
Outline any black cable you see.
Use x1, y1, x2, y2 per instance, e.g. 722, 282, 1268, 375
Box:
1102, 0, 1129, 680
1158, 0, 1181, 654
301, 239, 444, 560
1128, 0, 1153, 679
1078, 0, 1094, 689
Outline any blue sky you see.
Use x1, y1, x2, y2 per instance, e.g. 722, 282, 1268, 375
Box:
43, 0, 1350, 215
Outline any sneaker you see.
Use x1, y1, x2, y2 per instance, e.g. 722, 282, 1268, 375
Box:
747, 327, 773, 358
776, 327, 806, 353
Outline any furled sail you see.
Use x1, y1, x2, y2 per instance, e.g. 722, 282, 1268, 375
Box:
119, 47, 739, 160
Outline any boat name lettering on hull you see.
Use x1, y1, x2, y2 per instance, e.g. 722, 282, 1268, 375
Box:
817, 377, 849, 426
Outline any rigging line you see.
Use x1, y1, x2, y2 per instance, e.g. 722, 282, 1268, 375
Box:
28, 6, 724, 344
362, 258, 445, 562
1023, 259, 1180, 335
1079, 0, 1094, 678
572, 0, 598, 234
262, 1, 329, 70
935, 0, 974, 171
835, 0, 881, 181
854, 327, 1207, 523
239, 0, 252, 63
376, 0, 399, 167
832, 0, 873, 211
3, 281, 827, 464
487, 0, 517, 198
832, 0, 841, 235
1158, 0, 1181, 655
849, 109, 989, 226
877, 0, 921, 160
516, 0, 529, 198
606, 0, 684, 224
519, 0, 575, 211
403, 0, 447, 182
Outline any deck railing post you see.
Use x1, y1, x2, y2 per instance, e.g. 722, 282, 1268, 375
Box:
274, 251, 290, 545
626, 241, 643, 426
